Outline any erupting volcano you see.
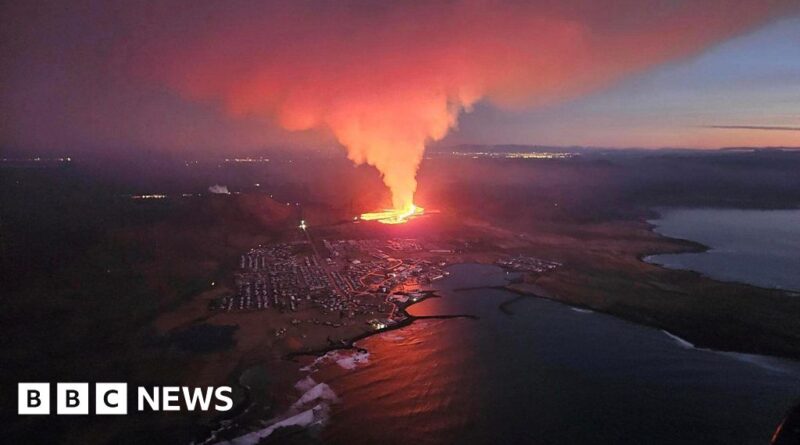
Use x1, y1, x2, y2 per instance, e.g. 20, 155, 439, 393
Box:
129, 1, 796, 219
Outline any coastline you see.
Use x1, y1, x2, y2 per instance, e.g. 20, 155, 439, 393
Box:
498, 281, 800, 361
285, 290, 477, 360
497, 217, 800, 361
457, 279, 800, 377
202, 288, 479, 444
642, 213, 800, 295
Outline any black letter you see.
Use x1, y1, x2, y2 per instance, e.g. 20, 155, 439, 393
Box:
104, 390, 119, 408
27, 390, 41, 408
66, 389, 80, 407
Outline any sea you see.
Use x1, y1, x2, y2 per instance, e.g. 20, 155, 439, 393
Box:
228, 258, 800, 445
645, 208, 800, 292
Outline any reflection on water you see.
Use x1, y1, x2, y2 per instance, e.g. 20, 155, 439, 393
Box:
646, 208, 800, 291
310, 264, 800, 445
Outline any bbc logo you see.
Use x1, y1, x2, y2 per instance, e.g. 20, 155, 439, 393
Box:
18, 383, 127, 415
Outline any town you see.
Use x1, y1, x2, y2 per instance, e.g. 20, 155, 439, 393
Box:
495, 255, 562, 273
211, 238, 450, 329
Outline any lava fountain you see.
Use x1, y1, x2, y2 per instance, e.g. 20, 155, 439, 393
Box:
360, 204, 425, 225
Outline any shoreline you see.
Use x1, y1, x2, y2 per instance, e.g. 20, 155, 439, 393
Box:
204, 288, 479, 443
501, 282, 800, 361
286, 289, 478, 360
458, 281, 800, 364
496, 216, 800, 361
641, 211, 800, 294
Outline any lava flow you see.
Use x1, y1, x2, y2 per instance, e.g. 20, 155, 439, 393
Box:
360, 204, 424, 225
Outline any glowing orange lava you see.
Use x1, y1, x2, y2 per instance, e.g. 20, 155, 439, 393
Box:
360, 204, 424, 225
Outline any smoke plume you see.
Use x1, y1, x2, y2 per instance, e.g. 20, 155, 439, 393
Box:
4, 1, 797, 210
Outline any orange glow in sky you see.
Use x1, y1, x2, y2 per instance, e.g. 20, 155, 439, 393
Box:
2, 1, 797, 177
137, 1, 796, 210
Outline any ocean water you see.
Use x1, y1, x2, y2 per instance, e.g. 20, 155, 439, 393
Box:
646, 208, 800, 292
295, 264, 800, 445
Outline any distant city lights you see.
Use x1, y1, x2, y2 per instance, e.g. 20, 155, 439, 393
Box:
446, 151, 578, 159
131, 194, 167, 200
224, 157, 270, 163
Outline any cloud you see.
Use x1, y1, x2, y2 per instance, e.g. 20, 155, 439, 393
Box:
705, 125, 800, 132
